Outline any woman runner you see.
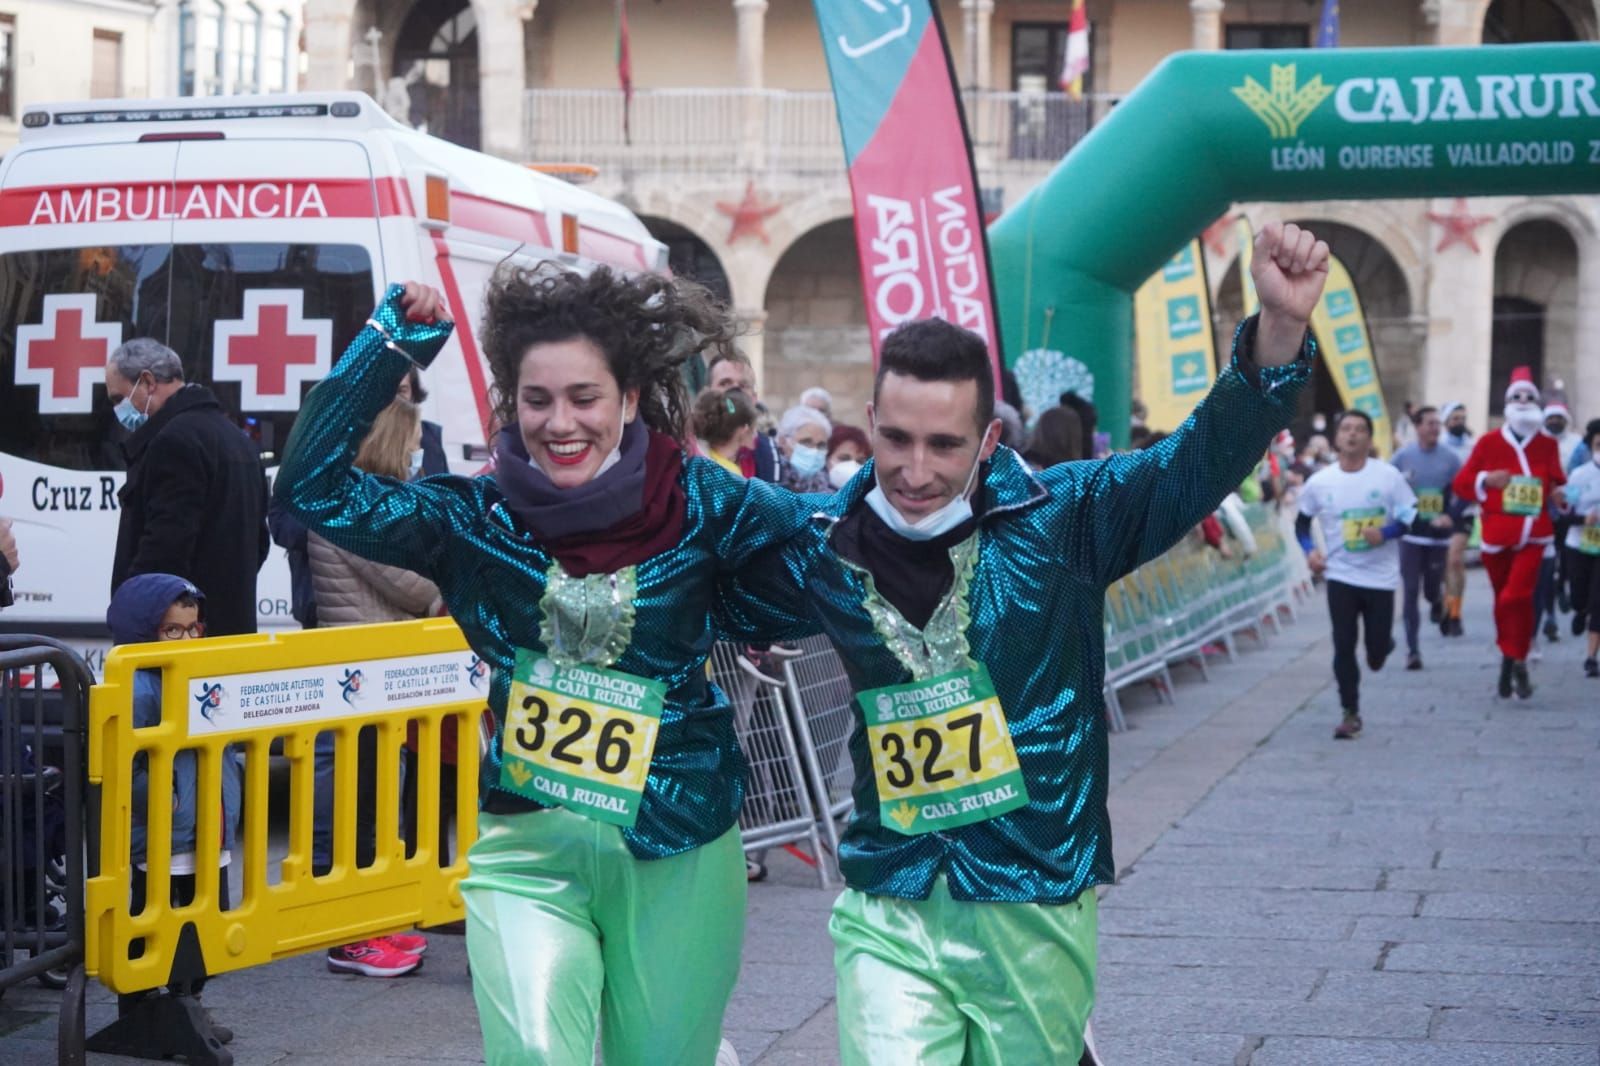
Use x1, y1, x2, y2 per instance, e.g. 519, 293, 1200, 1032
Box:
276, 266, 812, 1065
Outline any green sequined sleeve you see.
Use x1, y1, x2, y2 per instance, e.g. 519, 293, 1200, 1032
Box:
273, 284, 461, 577
1045, 313, 1314, 589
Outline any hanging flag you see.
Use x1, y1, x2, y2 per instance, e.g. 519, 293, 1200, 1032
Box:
811, 0, 1003, 385
1133, 241, 1217, 432
1060, 0, 1090, 99
1315, 0, 1340, 48
616, 0, 634, 144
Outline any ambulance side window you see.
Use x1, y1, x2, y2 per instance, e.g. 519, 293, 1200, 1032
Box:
0, 245, 172, 472
165, 242, 375, 462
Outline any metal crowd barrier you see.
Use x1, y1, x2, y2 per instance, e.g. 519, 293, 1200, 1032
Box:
1, 635, 92, 1066
84, 618, 481, 1064
1103, 503, 1305, 732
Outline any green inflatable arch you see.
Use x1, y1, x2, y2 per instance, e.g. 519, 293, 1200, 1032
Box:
988, 42, 1600, 444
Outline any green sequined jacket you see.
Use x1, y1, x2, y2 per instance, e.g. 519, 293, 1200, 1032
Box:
275, 286, 813, 860
719, 317, 1313, 902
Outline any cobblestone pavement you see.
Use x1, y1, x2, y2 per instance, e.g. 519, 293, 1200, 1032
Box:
2, 569, 1595, 1064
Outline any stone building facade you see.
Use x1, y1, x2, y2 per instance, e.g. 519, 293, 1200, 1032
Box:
301, 0, 1598, 435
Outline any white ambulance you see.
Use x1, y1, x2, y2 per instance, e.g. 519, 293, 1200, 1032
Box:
0, 92, 667, 674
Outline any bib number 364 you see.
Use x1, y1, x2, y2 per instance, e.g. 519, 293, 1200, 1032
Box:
497, 650, 666, 828
859, 664, 1029, 836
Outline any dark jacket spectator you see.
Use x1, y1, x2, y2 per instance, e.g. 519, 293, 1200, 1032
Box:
108, 339, 269, 637
267, 499, 317, 629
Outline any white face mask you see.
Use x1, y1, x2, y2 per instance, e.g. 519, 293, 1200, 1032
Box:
828, 458, 862, 490
1505, 401, 1543, 438
408, 448, 424, 478
863, 429, 988, 542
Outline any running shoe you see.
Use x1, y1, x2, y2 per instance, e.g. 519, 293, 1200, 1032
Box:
1429, 600, 1442, 626
381, 931, 428, 956
1543, 619, 1560, 643
1497, 657, 1514, 699
1405, 652, 1423, 671
1512, 661, 1534, 700
1333, 711, 1363, 740
1585, 658, 1598, 679
327, 939, 423, 977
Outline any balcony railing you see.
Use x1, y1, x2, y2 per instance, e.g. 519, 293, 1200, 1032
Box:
522, 88, 1123, 186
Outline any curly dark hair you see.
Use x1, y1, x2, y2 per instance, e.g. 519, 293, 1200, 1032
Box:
480, 263, 738, 441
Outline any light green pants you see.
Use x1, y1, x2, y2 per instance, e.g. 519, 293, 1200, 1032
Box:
462, 809, 745, 1066
831, 877, 1097, 1066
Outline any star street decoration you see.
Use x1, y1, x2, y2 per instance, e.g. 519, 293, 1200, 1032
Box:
1201, 212, 1238, 258
717, 181, 781, 244
1426, 198, 1496, 254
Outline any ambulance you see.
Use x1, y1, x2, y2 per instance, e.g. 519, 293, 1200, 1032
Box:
0, 92, 668, 675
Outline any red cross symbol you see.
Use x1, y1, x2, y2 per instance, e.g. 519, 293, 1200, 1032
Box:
212, 290, 332, 411
15, 294, 124, 414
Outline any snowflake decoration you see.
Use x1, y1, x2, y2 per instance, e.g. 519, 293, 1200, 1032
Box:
1013, 348, 1095, 426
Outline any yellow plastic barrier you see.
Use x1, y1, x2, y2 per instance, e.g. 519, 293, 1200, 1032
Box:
86, 618, 483, 994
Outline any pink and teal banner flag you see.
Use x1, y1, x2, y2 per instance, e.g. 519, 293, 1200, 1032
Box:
812, 0, 1003, 385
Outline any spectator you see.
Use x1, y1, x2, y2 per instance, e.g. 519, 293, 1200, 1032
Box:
0, 517, 16, 608
308, 398, 438, 978
1394, 400, 1419, 450
1022, 406, 1085, 470
399, 364, 450, 476
1544, 403, 1581, 471
105, 338, 269, 637
707, 350, 779, 482
1058, 391, 1098, 459
107, 573, 240, 1043
776, 404, 833, 493
800, 386, 834, 421
827, 424, 872, 489
1570, 417, 1600, 473
993, 402, 1026, 452
692, 388, 760, 477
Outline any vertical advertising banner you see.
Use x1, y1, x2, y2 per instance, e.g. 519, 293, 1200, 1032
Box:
1310, 255, 1394, 456
1133, 241, 1218, 432
812, 0, 1003, 385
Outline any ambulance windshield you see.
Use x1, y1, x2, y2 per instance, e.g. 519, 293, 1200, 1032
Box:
0, 241, 376, 471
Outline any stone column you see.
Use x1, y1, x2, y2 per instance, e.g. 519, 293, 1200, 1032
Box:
1431, 0, 1482, 46
1421, 199, 1498, 431
735, 0, 768, 172
302, 0, 357, 91
478, 1, 531, 160
960, 0, 994, 90
737, 307, 769, 391
1189, 0, 1224, 51
1573, 227, 1600, 422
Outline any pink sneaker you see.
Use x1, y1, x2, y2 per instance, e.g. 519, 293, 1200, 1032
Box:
326, 939, 423, 977
380, 931, 428, 956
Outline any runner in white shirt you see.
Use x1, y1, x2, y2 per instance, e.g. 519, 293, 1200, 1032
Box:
1560, 423, 1600, 677
1296, 410, 1418, 739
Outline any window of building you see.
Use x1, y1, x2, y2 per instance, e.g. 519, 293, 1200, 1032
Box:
179, 1, 226, 95
1008, 21, 1094, 161
264, 10, 292, 92
91, 30, 123, 99
234, 4, 262, 93
1224, 24, 1310, 49
0, 15, 16, 118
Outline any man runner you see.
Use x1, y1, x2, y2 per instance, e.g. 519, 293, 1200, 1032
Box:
1388, 405, 1462, 670
1296, 410, 1417, 737
1451, 368, 1567, 700
1438, 401, 1475, 636
718, 221, 1326, 1064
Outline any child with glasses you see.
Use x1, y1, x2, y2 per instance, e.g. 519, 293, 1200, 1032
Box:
106, 573, 241, 1041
